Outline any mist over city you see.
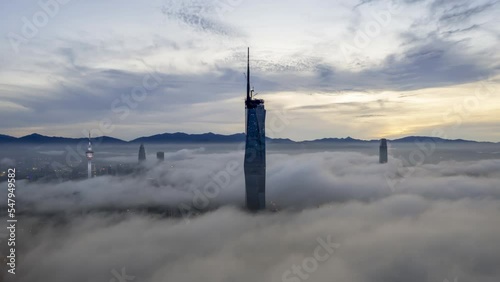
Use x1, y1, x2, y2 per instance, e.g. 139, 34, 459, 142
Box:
1, 0, 500, 282
1, 141, 500, 282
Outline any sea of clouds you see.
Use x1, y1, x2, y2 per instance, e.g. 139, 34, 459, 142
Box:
1, 148, 500, 282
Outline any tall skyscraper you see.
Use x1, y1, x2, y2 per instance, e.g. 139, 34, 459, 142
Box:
244, 48, 266, 211
156, 151, 165, 162
138, 144, 146, 163
85, 133, 94, 178
379, 138, 388, 164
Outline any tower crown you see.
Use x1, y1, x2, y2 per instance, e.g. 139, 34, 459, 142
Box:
245, 47, 264, 109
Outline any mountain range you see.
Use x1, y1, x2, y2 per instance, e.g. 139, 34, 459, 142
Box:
0, 133, 496, 145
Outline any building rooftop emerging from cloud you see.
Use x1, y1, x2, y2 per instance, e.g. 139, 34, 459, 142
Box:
244, 48, 266, 211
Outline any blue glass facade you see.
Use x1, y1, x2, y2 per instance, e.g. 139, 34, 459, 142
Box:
243, 47, 266, 211
244, 103, 266, 211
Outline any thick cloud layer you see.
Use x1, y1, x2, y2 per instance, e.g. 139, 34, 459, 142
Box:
1, 148, 500, 281
3, 150, 500, 213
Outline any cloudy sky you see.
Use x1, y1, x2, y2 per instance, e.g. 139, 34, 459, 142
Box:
1, 0, 499, 141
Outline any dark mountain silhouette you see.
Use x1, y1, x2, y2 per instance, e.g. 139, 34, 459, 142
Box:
301, 136, 371, 143
13, 133, 126, 144
390, 136, 473, 143
0, 132, 495, 145
0, 134, 17, 143
131, 132, 295, 144
131, 132, 246, 143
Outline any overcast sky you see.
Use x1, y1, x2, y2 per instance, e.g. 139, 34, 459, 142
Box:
1, 0, 499, 141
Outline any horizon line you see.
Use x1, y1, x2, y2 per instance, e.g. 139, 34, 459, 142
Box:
1, 131, 499, 144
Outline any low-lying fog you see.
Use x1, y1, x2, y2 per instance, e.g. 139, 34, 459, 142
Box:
1, 142, 499, 282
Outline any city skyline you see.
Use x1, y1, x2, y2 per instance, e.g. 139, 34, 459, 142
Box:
0, 0, 499, 142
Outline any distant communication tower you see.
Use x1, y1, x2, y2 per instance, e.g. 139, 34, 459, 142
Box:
85, 133, 94, 178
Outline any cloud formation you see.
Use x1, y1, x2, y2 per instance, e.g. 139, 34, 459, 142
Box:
3, 149, 500, 214
0, 0, 499, 140
1, 148, 500, 282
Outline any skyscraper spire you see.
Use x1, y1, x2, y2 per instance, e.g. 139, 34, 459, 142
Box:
247, 47, 250, 101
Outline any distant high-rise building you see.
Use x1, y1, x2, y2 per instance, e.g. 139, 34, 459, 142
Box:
138, 144, 146, 163
244, 48, 266, 211
379, 138, 388, 163
107, 165, 115, 175
156, 152, 165, 162
85, 133, 94, 178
